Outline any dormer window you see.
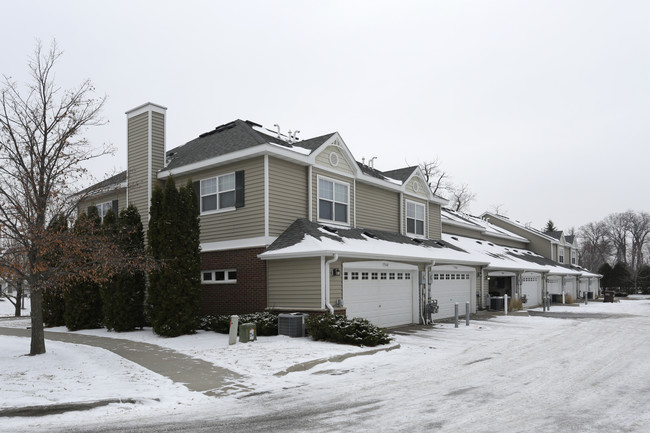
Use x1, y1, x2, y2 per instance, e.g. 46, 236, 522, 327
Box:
318, 177, 349, 224
559, 247, 565, 264
406, 200, 425, 236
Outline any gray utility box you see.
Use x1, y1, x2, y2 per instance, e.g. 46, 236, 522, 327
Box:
278, 313, 307, 337
239, 323, 257, 343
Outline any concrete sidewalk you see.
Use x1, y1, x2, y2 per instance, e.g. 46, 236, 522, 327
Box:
0, 327, 248, 398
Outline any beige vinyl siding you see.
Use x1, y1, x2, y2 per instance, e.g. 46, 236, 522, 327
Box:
312, 168, 355, 226
315, 145, 354, 175
267, 257, 322, 309
174, 157, 265, 243
487, 219, 554, 259
268, 157, 308, 236
151, 112, 165, 180
127, 112, 150, 232
441, 224, 483, 239
78, 189, 127, 215
428, 202, 442, 240
355, 182, 399, 232
329, 259, 343, 303
483, 235, 528, 249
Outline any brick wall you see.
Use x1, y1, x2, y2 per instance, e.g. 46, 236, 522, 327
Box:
200, 247, 267, 315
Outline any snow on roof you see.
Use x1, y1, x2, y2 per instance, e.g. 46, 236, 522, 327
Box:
442, 233, 586, 276
260, 219, 596, 277
442, 209, 529, 243
260, 219, 486, 265
481, 212, 560, 243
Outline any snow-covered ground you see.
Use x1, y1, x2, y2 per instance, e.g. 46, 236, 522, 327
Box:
2, 296, 649, 432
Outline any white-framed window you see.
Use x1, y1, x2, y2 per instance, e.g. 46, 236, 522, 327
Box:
571, 250, 576, 265
558, 248, 565, 264
200, 173, 236, 214
202, 269, 237, 284
97, 201, 113, 223
318, 176, 349, 224
406, 200, 425, 236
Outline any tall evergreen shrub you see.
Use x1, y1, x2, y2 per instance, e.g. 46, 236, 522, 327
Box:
101, 205, 147, 331
64, 207, 104, 331
42, 214, 68, 327
147, 178, 201, 337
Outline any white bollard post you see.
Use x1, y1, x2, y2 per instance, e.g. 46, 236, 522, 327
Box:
228, 315, 239, 346
454, 303, 459, 328
504, 294, 508, 316
466, 301, 470, 326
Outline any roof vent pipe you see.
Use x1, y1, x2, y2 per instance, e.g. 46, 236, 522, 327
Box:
273, 124, 281, 139
369, 156, 377, 169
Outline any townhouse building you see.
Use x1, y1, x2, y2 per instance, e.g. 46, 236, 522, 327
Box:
81, 102, 599, 328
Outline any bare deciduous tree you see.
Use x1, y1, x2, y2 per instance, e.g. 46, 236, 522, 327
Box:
418, 157, 449, 196
0, 41, 122, 355
448, 183, 476, 212
605, 211, 633, 265
578, 221, 612, 272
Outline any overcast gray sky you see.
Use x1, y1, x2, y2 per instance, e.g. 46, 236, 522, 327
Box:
3, 0, 649, 232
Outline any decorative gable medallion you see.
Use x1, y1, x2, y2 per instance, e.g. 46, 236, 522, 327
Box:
412, 180, 420, 193
329, 152, 339, 167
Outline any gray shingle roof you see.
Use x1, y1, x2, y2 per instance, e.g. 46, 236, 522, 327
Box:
545, 230, 563, 240
382, 166, 418, 183
164, 119, 334, 170
78, 170, 127, 196
356, 162, 388, 180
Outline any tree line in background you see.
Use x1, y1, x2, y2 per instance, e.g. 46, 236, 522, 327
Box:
579, 210, 650, 292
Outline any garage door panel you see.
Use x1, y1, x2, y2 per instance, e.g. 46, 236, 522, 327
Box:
522, 276, 541, 307
344, 269, 414, 328
431, 272, 471, 319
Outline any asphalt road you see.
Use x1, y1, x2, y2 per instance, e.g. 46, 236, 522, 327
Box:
58, 307, 650, 433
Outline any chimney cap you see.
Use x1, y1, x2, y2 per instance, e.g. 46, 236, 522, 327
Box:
126, 102, 167, 118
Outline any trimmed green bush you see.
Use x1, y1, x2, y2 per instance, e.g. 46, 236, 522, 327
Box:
199, 312, 279, 336
305, 314, 392, 347
42, 287, 66, 327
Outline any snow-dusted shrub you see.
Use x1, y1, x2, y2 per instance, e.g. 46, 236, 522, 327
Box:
565, 294, 575, 304
305, 314, 392, 347
199, 312, 279, 336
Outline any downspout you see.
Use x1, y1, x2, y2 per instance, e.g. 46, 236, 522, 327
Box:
424, 260, 435, 324
325, 253, 339, 314
481, 267, 486, 309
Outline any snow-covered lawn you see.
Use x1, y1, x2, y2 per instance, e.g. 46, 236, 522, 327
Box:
2, 296, 649, 432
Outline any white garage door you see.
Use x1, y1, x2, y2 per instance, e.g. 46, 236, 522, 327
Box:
579, 279, 589, 297
547, 278, 562, 294
565, 279, 576, 298
344, 269, 415, 328
431, 272, 471, 319
522, 274, 541, 307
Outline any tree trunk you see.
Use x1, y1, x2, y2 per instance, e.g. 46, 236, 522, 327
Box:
14, 280, 23, 317
29, 288, 46, 355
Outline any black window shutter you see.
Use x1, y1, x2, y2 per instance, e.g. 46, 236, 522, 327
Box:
111, 200, 118, 216
193, 181, 200, 205
235, 170, 245, 208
